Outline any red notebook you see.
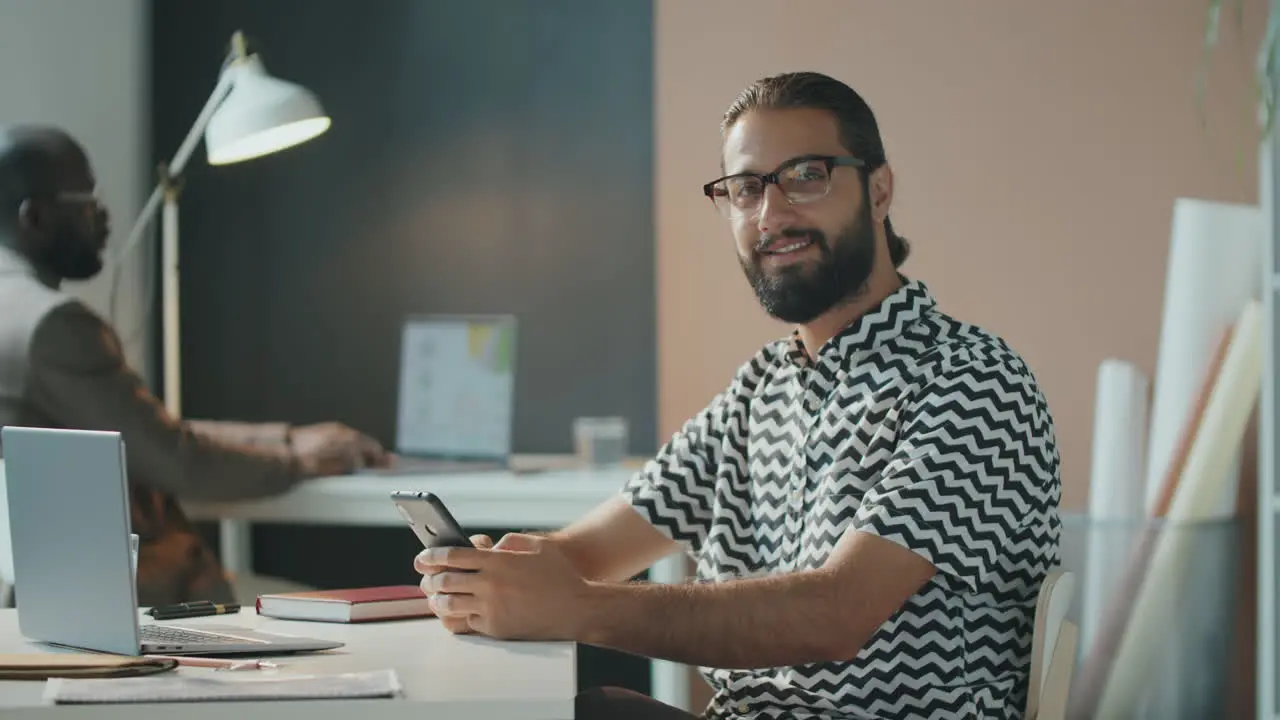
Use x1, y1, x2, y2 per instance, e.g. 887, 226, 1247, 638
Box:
255, 585, 434, 623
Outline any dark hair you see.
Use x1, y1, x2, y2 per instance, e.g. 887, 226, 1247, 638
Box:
0, 125, 73, 232
722, 72, 910, 267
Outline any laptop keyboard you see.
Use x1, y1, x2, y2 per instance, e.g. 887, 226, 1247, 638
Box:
140, 625, 250, 645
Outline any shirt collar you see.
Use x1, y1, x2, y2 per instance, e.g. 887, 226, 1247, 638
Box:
0, 243, 59, 289
785, 276, 936, 368
0, 244, 32, 275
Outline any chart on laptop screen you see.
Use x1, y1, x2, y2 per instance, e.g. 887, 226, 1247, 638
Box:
395, 316, 515, 458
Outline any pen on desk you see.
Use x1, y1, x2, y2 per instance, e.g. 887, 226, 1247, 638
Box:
146, 655, 277, 671
147, 601, 241, 620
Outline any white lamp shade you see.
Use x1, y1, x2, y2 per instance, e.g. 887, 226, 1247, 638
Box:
204, 55, 330, 166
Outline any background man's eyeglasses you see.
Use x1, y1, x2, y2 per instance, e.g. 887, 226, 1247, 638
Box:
55, 189, 102, 207
702, 155, 864, 220
14, 189, 104, 224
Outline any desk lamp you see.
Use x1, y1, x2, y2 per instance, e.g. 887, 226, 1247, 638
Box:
115, 30, 329, 417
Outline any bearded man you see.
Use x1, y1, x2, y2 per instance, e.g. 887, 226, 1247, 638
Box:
415, 72, 1063, 720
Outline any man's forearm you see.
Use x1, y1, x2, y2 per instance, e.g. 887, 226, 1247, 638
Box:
573, 569, 860, 669
188, 419, 291, 449
543, 497, 683, 583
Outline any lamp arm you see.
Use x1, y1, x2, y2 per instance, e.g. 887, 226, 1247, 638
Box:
167, 65, 237, 181
105, 58, 238, 395
113, 67, 236, 266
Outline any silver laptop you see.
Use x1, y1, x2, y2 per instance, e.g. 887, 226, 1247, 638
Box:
0, 426, 343, 656
363, 313, 519, 475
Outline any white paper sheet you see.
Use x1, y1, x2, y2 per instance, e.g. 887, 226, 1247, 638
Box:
1143, 198, 1262, 517
1080, 358, 1149, 652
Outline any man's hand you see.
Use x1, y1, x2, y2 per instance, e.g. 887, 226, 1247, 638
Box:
414, 534, 591, 641
418, 528, 934, 668
289, 422, 387, 476
415, 534, 493, 634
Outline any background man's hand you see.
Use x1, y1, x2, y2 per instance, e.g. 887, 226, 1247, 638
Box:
290, 422, 388, 476
416, 535, 494, 634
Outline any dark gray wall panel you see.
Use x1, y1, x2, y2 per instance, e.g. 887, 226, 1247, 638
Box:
152, 0, 655, 695
150, 0, 656, 456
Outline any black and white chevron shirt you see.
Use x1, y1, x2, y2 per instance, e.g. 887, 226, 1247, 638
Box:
622, 278, 1062, 720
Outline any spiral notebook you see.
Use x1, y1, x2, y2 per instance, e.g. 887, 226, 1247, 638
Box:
44, 669, 401, 704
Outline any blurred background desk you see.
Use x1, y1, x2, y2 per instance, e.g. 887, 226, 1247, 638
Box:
183, 456, 692, 712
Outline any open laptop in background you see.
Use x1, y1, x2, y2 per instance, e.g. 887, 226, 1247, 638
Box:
362, 314, 522, 475
0, 425, 343, 657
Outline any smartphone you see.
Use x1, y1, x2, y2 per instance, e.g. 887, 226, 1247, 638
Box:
391, 490, 475, 550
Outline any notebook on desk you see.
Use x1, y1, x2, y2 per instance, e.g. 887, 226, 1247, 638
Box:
255, 585, 433, 623
45, 669, 402, 704
0, 653, 177, 680
361, 314, 520, 476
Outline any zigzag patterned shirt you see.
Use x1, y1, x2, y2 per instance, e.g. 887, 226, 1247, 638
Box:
622, 278, 1062, 720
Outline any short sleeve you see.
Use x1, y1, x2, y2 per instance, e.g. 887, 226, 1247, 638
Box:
621, 357, 760, 557
852, 351, 1054, 593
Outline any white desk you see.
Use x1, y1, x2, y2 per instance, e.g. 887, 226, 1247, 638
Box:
0, 608, 575, 719
183, 460, 693, 711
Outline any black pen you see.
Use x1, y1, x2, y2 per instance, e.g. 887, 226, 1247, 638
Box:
147, 601, 241, 620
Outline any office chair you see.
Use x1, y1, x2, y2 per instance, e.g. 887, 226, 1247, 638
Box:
1026, 569, 1078, 720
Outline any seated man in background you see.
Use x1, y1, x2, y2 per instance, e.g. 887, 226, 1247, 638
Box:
0, 124, 388, 607
417, 72, 1062, 719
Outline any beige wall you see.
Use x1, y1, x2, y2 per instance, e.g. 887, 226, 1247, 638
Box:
656, 0, 1265, 712
656, 0, 1265, 511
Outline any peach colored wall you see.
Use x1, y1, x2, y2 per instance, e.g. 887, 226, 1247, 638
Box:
656, 1, 1265, 712
656, 0, 1264, 512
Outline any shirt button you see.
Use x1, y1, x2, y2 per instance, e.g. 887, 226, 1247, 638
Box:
737, 701, 750, 713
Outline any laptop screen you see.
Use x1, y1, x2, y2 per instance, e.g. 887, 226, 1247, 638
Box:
1, 426, 142, 656
394, 315, 516, 460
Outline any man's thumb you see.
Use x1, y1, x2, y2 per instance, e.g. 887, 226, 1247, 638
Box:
494, 532, 542, 551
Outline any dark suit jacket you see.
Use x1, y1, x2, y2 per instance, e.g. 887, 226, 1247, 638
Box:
0, 246, 307, 606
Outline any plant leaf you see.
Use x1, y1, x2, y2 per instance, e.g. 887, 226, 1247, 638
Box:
1257, 0, 1280, 139
1198, 0, 1224, 130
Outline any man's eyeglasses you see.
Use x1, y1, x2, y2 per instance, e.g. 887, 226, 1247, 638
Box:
702, 155, 864, 220
15, 189, 103, 224
54, 189, 102, 207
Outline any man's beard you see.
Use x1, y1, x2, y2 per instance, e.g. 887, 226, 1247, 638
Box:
739, 206, 876, 325
34, 228, 103, 281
